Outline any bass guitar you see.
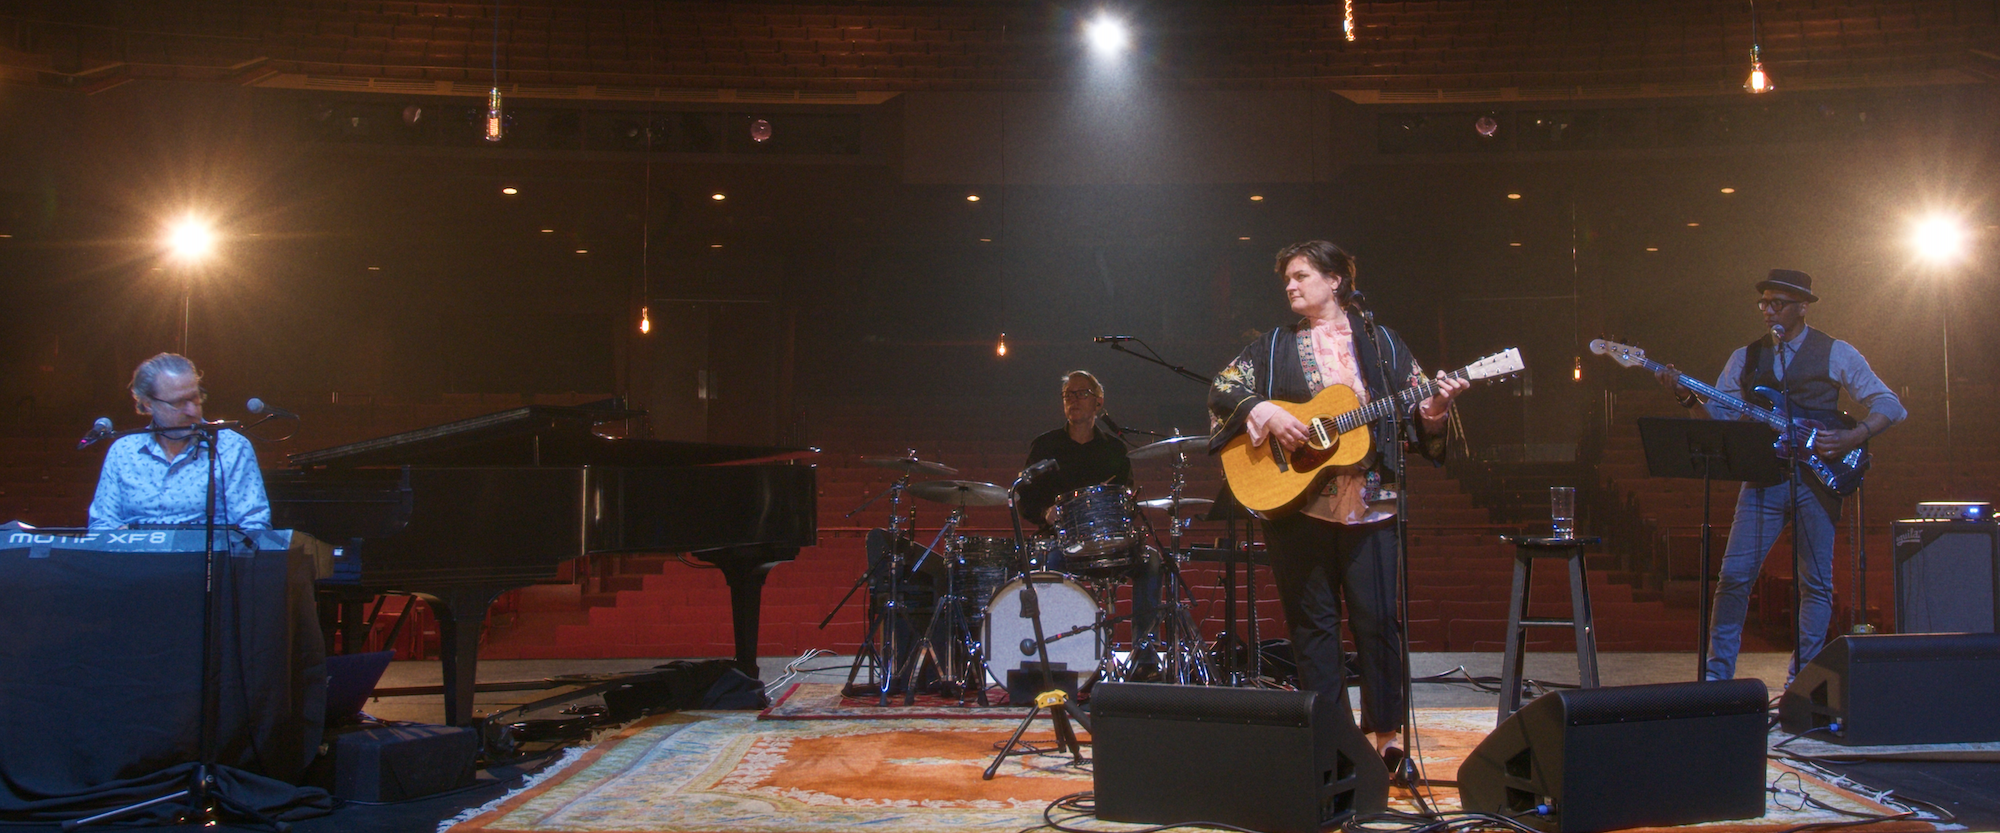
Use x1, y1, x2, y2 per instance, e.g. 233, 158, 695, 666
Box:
1218, 348, 1524, 516
1588, 338, 1870, 496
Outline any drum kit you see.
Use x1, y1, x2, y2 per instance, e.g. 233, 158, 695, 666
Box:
836, 438, 1221, 706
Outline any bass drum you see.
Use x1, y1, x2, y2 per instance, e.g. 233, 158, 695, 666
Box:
983, 572, 1101, 686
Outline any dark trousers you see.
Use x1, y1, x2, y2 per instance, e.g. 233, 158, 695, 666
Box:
1263, 513, 1405, 733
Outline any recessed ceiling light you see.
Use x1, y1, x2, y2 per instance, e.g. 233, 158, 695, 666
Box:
366, 266, 381, 270
501, 187, 518, 195
1238, 236, 1252, 241
978, 238, 992, 243
1687, 222, 1700, 227
0, 234, 11, 239
1719, 187, 1736, 194
1509, 242, 1523, 247
709, 243, 723, 248
574, 249, 588, 255
710, 193, 726, 201
1645, 247, 1659, 252
1250, 195, 1265, 202
1506, 193, 1522, 200
966, 194, 980, 202
540, 228, 554, 234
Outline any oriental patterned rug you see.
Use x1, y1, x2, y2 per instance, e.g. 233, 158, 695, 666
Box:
761, 682, 1027, 720
443, 708, 1934, 833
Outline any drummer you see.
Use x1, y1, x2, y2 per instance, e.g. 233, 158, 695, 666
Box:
1019, 371, 1163, 673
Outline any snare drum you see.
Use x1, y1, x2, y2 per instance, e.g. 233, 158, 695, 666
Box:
954, 535, 1018, 618
1051, 484, 1142, 575
983, 572, 1101, 684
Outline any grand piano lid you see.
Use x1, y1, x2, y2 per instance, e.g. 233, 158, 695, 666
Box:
287, 403, 814, 469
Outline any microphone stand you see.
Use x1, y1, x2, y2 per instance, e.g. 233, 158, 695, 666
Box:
1099, 337, 1211, 387
67, 421, 283, 831
1360, 308, 1435, 815
984, 469, 1089, 780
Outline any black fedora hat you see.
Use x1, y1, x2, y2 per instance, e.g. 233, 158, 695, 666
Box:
1755, 269, 1818, 303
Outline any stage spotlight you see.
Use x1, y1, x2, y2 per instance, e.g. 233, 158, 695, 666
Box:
165, 217, 214, 262
1911, 215, 1968, 265
1084, 13, 1129, 56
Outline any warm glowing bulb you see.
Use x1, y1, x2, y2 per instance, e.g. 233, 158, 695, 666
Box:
1745, 58, 1772, 94
966, 194, 981, 202
1720, 187, 1736, 194
711, 193, 726, 201
501, 186, 518, 195
1343, 0, 1356, 42
165, 218, 214, 261
996, 332, 1008, 357
485, 87, 504, 142
1573, 356, 1582, 381
1250, 195, 1265, 202
1506, 193, 1522, 200
639, 306, 651, 334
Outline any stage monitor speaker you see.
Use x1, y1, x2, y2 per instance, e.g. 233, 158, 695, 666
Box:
1779, 632, 2000, 746
1091, 683, 1386, 833
1892, 521, 1999, 634
1458, 679, 1767, 833
315, 723, 479, 802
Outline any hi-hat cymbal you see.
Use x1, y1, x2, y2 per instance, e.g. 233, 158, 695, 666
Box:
1128, 435, 1205, 460
909, 479, 1010, 507
1138, 497, 1215, 511
861, 455, 958, 476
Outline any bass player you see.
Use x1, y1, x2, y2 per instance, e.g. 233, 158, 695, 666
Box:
1655, 269, 1904, 684
1207, 240, 1466, 776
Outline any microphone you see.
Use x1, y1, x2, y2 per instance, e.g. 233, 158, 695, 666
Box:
1020, 638, 1038, 657
247, 398, 300, 420
77, 418, 114, 450
1092, 335, 1134, 343
1771, 323, 1786, 340
1019, 458, 1058, 483
1096, 412, 1124, 437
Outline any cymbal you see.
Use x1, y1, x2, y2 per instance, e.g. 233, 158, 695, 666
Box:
1128, 435, 1205, 460
1138, 497, 1215, 511
861, 455, 958, 476
909, 479, 1010, 507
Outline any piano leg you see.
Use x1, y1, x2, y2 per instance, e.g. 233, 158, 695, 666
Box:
714, 546, 794, 679
423, 587, 505, 727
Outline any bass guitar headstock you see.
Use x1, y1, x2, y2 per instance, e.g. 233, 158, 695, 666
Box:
1588, 338, 1649, 369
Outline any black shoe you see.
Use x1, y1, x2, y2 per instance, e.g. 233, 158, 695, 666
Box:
1381, 745, 1409, 784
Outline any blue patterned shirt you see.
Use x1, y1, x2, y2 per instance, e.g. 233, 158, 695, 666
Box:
88, 429, 271, 530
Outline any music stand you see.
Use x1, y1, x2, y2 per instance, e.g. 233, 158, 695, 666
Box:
1636, 417, 1782, 681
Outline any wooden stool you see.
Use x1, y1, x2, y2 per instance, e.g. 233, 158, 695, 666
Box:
1497, 535, 1602, 722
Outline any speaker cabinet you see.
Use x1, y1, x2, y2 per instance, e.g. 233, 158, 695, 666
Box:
1091, 683, 1386, 833
315, 723, 479, 802
1893, 521, 1999, 634
1779, 632, 2000, 745
1458, 679, 1768, 833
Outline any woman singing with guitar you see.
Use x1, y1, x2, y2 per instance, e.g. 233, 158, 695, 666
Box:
1207, 240, 1468, 780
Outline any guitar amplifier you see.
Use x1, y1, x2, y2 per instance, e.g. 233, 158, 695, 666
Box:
1915, 502, 1993, 521
1894, 520, 1999, 634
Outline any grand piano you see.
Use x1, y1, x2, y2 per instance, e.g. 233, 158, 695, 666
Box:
266, 402, 816, 725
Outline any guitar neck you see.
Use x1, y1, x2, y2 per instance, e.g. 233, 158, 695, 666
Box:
1626, 356, 1785, 429
1333, 367, 1470, 434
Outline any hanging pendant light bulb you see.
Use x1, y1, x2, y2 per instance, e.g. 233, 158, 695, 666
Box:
1745, 46, 1773, 94
485, 87, 504, 141
996, 332, 1008, 357
1573, 356, 1583, 381
639, 305, 651, 335
1743, 2, 1772, 94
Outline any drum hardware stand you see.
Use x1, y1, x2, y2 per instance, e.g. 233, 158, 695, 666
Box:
836, 462, 922, 704
899, 506, 989, 705
1151, 450, 1218, 685
985, 462, 1090, 780
1203, 488, 1263, 687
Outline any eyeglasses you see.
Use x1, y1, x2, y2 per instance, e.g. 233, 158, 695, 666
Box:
1756, 299, 1804, 312
147, 388, 209, 409
1061, 390, 1100, 402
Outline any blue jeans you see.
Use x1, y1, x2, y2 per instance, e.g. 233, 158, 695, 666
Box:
1706, 479, 1840, 682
